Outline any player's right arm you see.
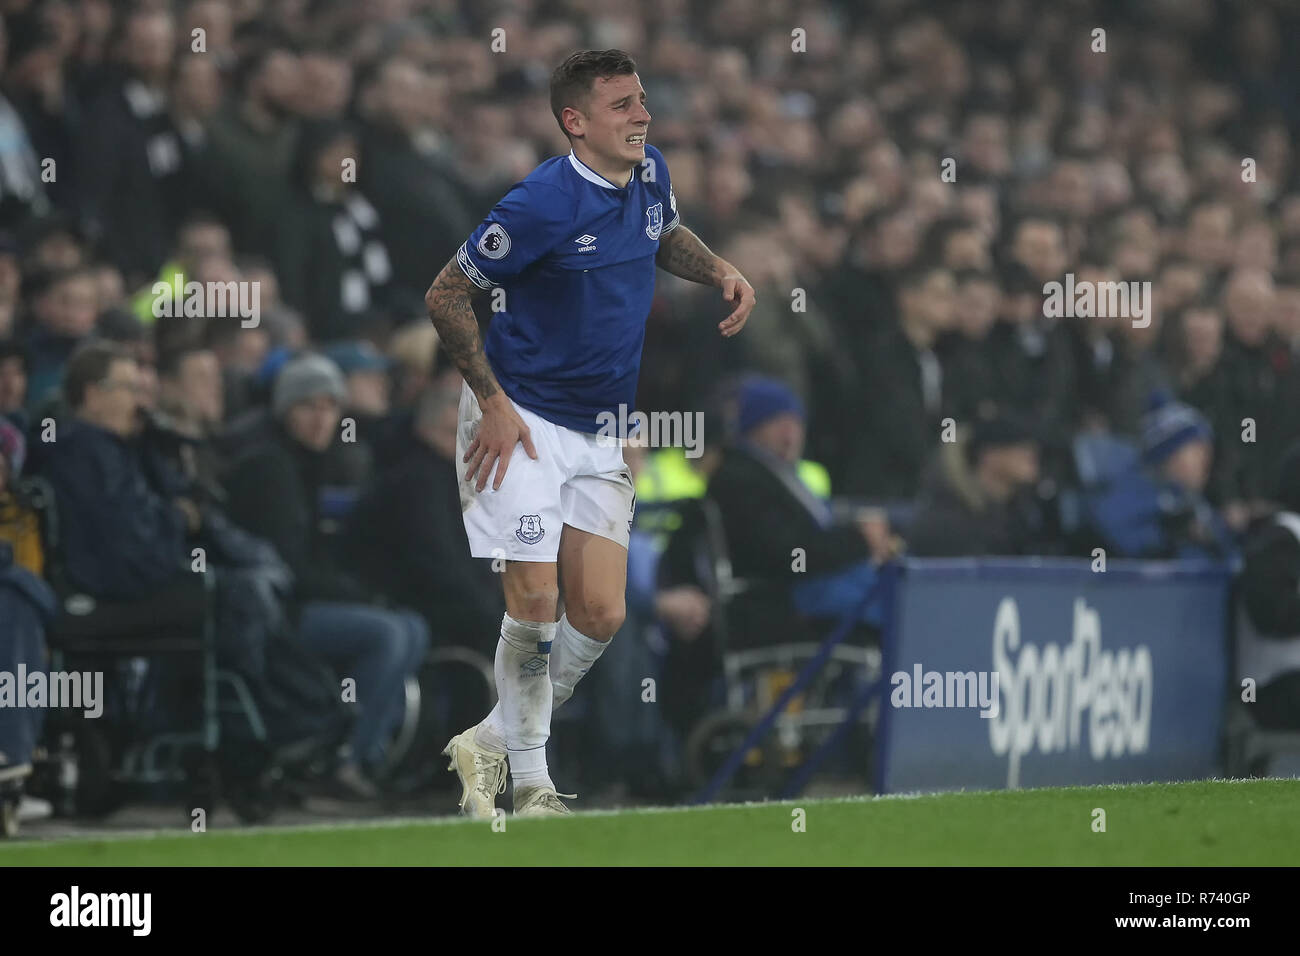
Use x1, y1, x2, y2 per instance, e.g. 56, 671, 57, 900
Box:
430, 179, 568, 491
424, 257, 538, 492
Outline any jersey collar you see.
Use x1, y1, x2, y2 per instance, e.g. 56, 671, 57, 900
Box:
568, 150, 631, 190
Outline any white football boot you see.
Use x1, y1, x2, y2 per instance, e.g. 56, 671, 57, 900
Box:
442, 727, 507, 819
514, 785, 576, 817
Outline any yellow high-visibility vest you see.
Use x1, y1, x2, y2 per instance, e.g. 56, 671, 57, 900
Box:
635, 448, 832, 503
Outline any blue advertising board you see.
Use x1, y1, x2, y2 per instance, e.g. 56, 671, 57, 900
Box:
875, 558, 1230, 793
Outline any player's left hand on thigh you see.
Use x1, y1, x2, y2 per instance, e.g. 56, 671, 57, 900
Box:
718, 274, 756, 337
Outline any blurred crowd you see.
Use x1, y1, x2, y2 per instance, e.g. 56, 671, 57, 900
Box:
2, 0, 1300, 806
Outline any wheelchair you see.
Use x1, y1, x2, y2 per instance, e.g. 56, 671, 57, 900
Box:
18, 475, 282, 824
675, 498, 883, 800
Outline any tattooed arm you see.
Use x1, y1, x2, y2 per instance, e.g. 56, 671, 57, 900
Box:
655, 225, 756, 337
424, 256, 501, 401
425, 257, 537, 490
655, 225, 724, 284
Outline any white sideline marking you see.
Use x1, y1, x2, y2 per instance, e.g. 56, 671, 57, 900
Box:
0, 777, 1285, 850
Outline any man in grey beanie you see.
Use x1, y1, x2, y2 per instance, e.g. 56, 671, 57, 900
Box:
225, 352, 430, 798
271, 352, 346, 425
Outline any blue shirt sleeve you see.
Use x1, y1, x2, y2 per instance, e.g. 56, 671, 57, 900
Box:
457, 180, 571, 290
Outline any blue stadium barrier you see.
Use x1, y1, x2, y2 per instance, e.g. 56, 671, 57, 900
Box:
875, 557, 1232, 793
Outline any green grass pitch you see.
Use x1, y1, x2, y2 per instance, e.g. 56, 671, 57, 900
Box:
2, 778, 1295, 866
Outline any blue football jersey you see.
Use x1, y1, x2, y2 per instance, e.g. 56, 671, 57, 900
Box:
456, 143, 679, 434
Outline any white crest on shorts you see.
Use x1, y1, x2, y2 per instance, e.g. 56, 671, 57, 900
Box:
477, 223, 511, 260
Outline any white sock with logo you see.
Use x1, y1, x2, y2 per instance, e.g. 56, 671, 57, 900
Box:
492, 614, 556, 791
550, 613, 610, 707
476, 614, 610, 751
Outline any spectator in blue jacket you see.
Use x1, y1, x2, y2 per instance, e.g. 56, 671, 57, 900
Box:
1086, 394, 1238, 562
1139, 395, 1237, 562
38, 342, 295, 728
40, 342, 188, 598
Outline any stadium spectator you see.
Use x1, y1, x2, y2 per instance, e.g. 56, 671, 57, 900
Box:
169, 48, 222, 190
939, 269, 1002, 425
356, 58, 476, 305
0, 449, 55, 821
129, 210, 232, 331
37, 343, 292, 710
0, 232, 20, 339
204, 319, 273, 426
0, 340, 28, 430
843, 263, 956, 499
202, 41, 301, 259
293, 48, 353, 121
719, 225, 837, 407
1085, 395, 1236, 562
1049, 263, 1139, 436
321, 338, 396, 456
1236, 441, 1300, 734
96, 307, 158, 412
984, 261, 1077, 467
1141, 399, 1237, 561
0, 14, 53, 230
17, 212, 86, 274
223, 353, 429, 790
696, 377, 886, 644
1169, 303, 1239, 510
341, 375, 505, 648
153, 343, 226, 489
73, 7, 185, 285
21, 264, 99, 413
907, 414, 1046, 558
0, 417, 41, 577
274, 120, 395, 342
1220, 267, 1295, 509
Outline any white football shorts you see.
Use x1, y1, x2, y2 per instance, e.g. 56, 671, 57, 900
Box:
455, 380, 636, 562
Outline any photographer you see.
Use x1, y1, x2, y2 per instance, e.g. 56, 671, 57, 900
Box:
1237, 441, 1300, 731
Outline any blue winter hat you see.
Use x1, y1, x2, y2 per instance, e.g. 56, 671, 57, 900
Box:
737, 377, 805, 436
1141, 391, 1212, 466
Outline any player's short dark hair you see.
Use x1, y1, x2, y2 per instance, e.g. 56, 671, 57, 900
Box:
549, 49, 637, 139
63, 341, 130, 410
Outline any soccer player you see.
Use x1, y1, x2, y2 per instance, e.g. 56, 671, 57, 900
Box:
424, 49, 756, 816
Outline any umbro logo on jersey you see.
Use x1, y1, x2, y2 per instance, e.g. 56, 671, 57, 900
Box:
575, 234, 597, 253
